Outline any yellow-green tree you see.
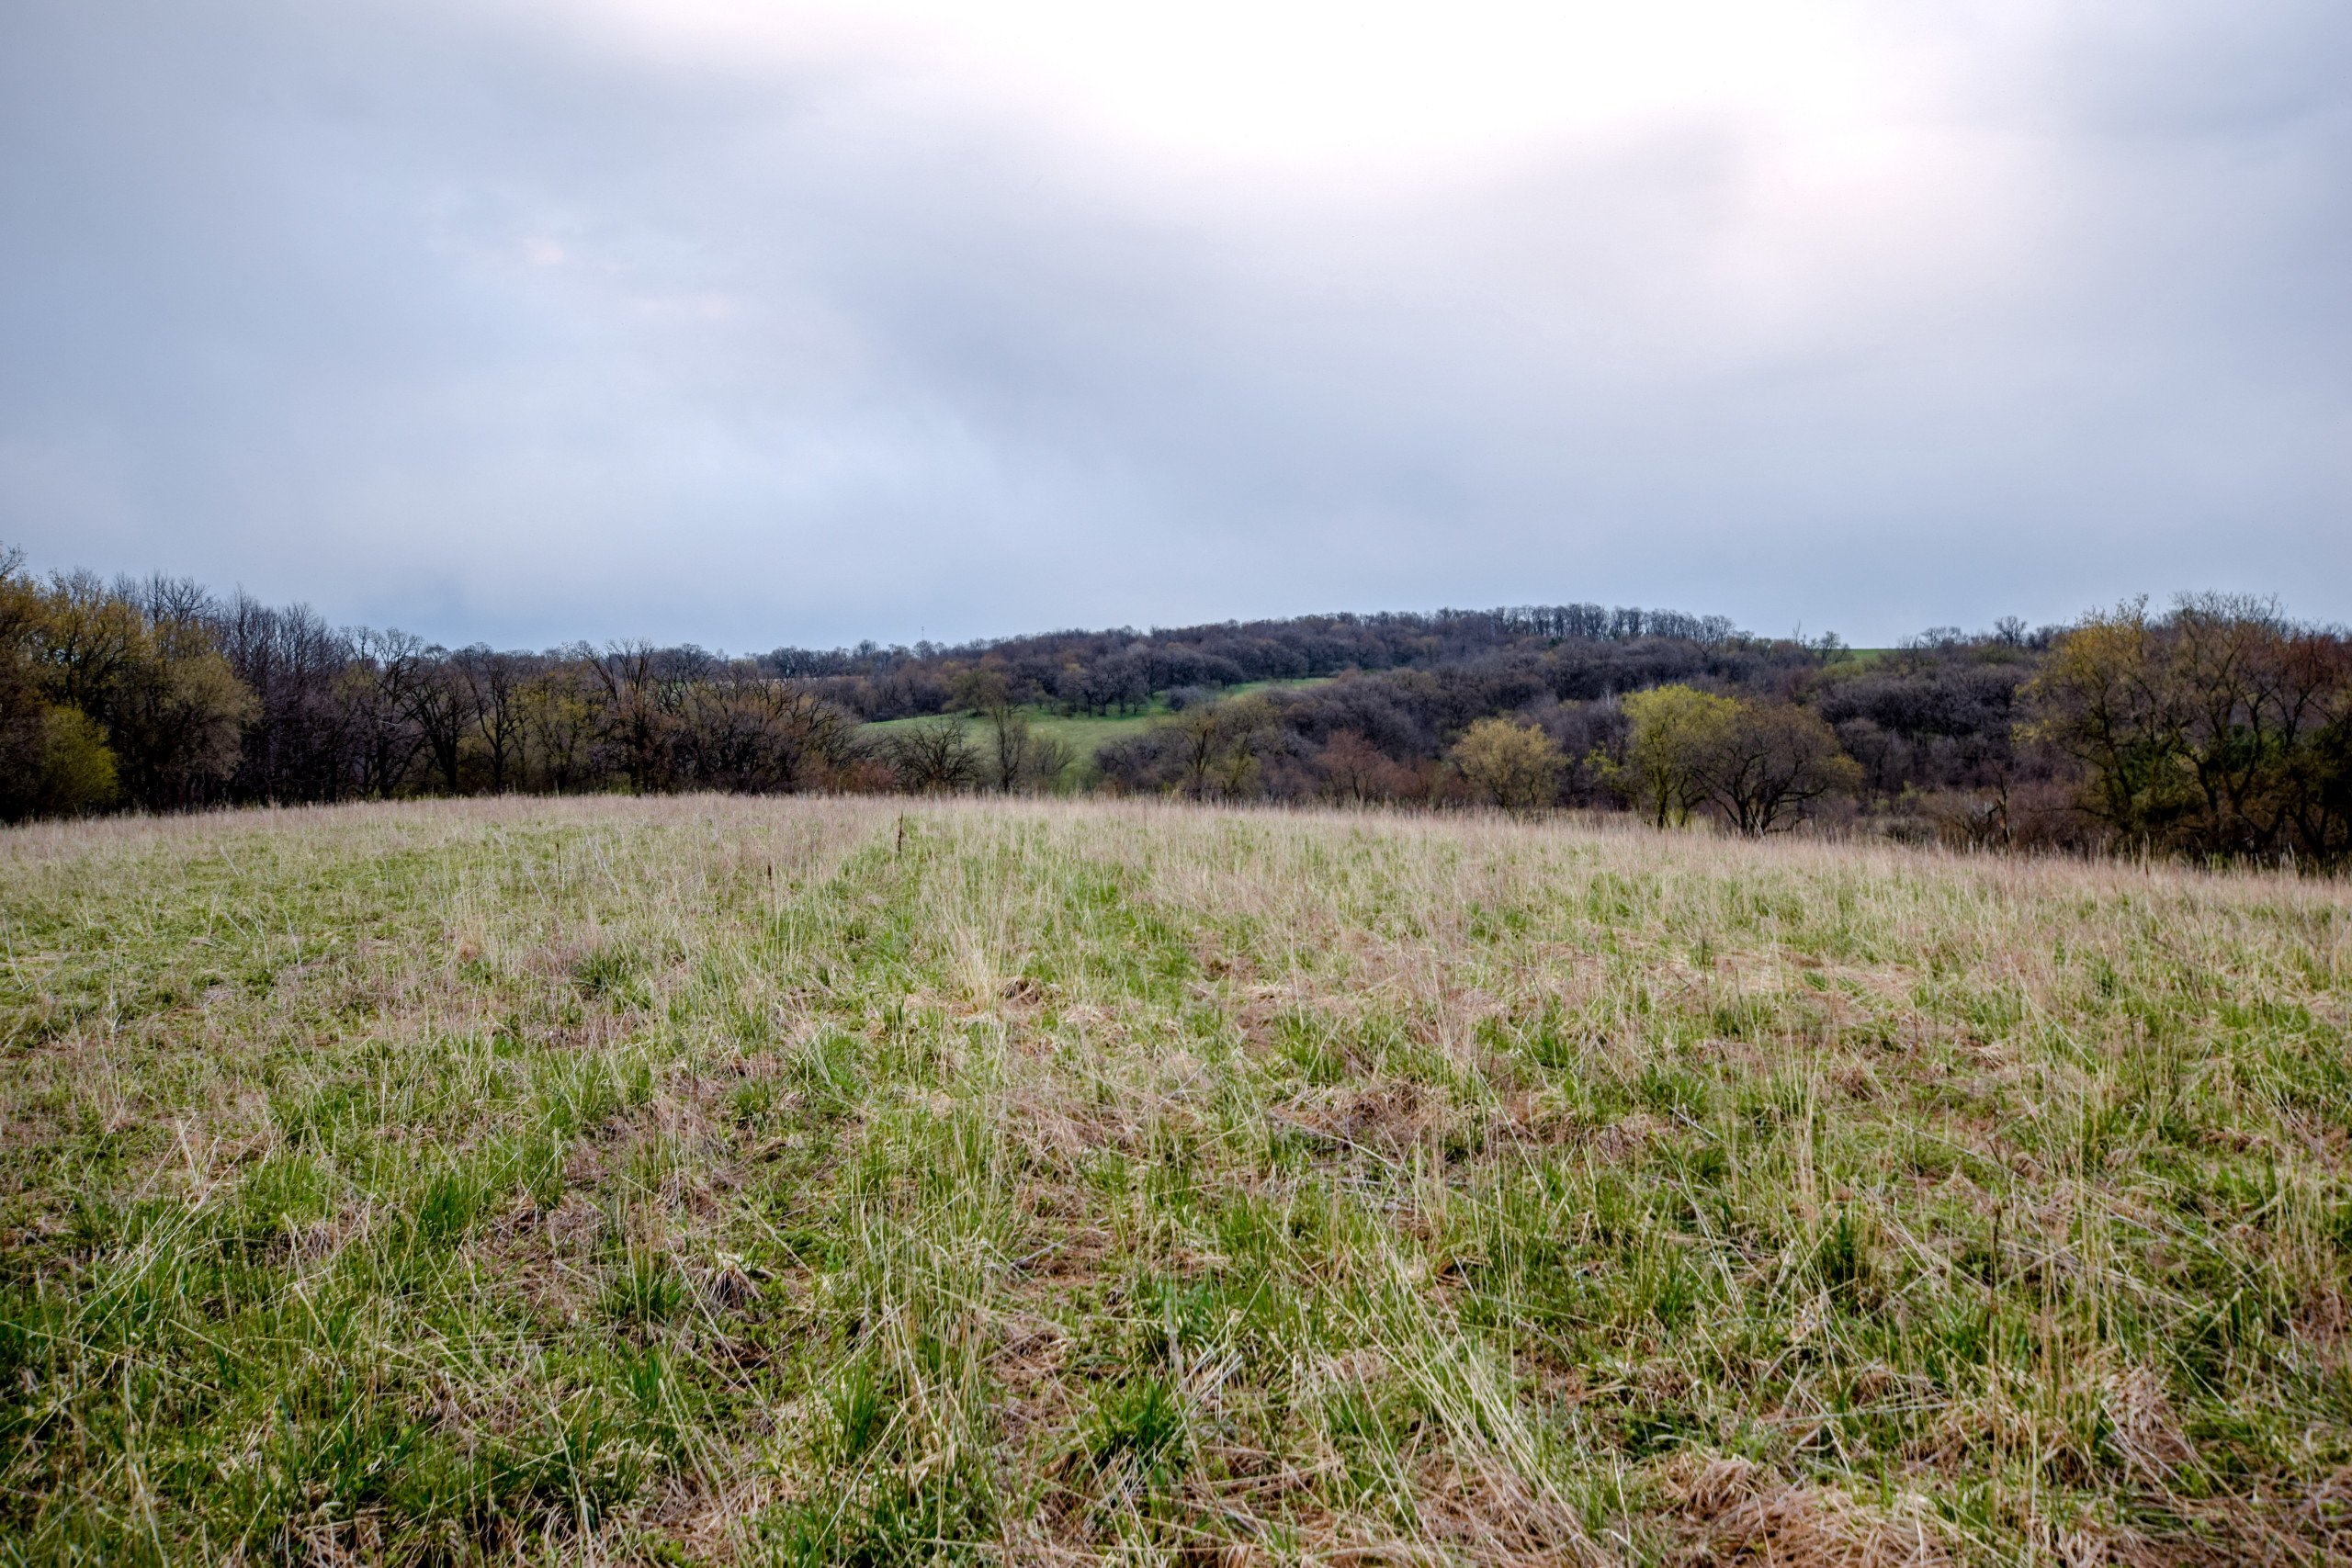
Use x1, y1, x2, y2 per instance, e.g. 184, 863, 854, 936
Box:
1, 555, 117, 819
1617, 684, 1859, 834
2020, 594, 2352, 858
1616, 684, 1738, 826
0, 553, 256, 818
1450, 717, 1563, 811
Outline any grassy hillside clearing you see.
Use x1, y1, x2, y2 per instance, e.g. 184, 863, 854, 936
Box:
856, 707, 1160, 769
2, 797, 2348, 1564
857, 680, 1333, 773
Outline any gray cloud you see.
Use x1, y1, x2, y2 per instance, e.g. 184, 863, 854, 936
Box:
2, 0, 2346, 649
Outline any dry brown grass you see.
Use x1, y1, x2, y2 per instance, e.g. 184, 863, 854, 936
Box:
1, 794, 2347, 1564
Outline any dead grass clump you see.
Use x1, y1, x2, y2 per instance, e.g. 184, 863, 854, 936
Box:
1666, 1455, 1955, 1566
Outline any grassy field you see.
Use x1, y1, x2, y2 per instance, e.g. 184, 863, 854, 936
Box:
858, 682, 1333, 776
857, 709, 1162, 772
2, 797, 2348, 1564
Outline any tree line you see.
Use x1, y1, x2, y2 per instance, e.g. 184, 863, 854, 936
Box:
5, 548, 2347, 865
1, 553, 873, 817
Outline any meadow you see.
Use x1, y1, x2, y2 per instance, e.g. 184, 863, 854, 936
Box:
856, 681, 1334, 780
856, 708, 1161, 775
1, 795, 2347, 1565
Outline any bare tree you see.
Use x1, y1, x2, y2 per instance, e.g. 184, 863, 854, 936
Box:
883, 716, 980, 793
1169, 704, 1227, 798
407, 649, 476, 795
456, 647, 528, 793
342, 628, 431, 797
593, 640, 676, 793
953, 669, 1034, 792
1686, 703, 1860, 835
520, 656, 603, 793
674, 661, 859, 793
1026, 735, 1078, 793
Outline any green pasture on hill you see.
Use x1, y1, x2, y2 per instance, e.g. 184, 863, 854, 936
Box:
857, 678, 1333, 773
858, 706, 1159, 769
2, 795, 2349, 1564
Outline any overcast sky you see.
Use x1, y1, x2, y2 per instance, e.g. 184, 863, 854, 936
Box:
2, 1, 2346, 649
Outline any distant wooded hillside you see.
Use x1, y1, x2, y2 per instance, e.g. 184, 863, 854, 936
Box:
6, 547, 2347, 863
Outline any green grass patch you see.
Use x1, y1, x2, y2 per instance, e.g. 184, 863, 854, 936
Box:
858, 679, 1334, 776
